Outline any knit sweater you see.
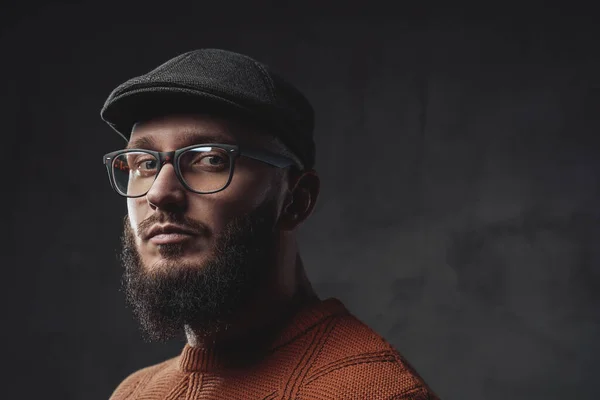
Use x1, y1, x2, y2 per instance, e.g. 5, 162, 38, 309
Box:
110, 298, 439, 399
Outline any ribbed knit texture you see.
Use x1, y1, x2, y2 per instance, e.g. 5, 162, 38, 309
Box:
110, 298, 439, 399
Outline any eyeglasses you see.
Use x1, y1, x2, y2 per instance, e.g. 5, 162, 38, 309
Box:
103, 143, 296, 197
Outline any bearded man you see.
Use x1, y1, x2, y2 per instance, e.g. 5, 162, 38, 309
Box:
100, 48, 439, 400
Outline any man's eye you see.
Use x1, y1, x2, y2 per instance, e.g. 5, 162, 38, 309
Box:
136, 159, 157, 170
199, 155, 226, 166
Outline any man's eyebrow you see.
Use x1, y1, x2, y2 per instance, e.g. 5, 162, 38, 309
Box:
179, 131, 234, 145
126, 135, 156, 150
126, 131, 234, 150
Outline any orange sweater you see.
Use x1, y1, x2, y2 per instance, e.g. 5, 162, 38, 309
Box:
110, 298, 439, 399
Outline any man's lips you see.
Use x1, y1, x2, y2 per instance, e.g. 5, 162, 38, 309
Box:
149, 233, 194, 245
144, 224, 198, 244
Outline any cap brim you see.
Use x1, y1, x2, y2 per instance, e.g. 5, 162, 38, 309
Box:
100, 86, 258, 141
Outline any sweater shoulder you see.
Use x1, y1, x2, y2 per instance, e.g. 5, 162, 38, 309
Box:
300, 313, 439, 399
109, 356, 178, 400
310, 312, 405, 369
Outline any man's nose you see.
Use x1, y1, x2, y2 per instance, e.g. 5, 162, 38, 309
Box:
145, 163, 187, 210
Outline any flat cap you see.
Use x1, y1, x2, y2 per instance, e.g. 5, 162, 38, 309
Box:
100, 48, 315, 169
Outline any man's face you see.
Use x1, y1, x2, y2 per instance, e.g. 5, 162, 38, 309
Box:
120, 114, 287, 341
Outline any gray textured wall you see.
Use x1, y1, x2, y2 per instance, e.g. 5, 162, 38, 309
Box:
4, 3, 599, 399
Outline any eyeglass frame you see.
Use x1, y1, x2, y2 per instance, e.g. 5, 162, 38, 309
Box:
103, 143, 297, 198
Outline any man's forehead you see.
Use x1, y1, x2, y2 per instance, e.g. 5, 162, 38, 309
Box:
128, 114, 255, 149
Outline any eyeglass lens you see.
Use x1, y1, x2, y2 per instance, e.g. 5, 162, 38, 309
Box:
111, 146, 232, 196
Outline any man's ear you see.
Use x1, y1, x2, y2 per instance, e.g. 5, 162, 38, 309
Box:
278, 169, 320, 231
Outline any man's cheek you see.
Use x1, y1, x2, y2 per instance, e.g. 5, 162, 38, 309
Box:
126, 197, 146, 230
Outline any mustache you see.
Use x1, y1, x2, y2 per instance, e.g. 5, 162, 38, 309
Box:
136, 212, 209, 239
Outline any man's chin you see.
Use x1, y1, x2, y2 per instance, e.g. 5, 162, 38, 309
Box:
144, 238, 207, 260
120, 196, 279, 342
142, 248, 213, 273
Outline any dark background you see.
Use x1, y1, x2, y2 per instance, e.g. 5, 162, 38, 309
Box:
3, 2, 599, 399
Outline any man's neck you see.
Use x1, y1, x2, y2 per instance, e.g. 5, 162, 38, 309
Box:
184, 242, 319, 351
184, 286, 317, 350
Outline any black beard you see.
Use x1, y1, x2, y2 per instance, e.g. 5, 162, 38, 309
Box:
120, 198, 279, 342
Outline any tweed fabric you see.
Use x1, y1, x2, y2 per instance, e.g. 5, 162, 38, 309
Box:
100, 49, 316, 169
110, 298, 439, 400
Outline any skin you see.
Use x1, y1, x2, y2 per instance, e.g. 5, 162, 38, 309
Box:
126, 113, 320, 348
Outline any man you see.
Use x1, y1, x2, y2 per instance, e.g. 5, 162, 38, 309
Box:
100, 48, 439, 399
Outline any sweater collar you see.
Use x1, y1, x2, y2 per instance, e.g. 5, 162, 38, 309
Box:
177, 297, 346, 372
179, 344, 223, 372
